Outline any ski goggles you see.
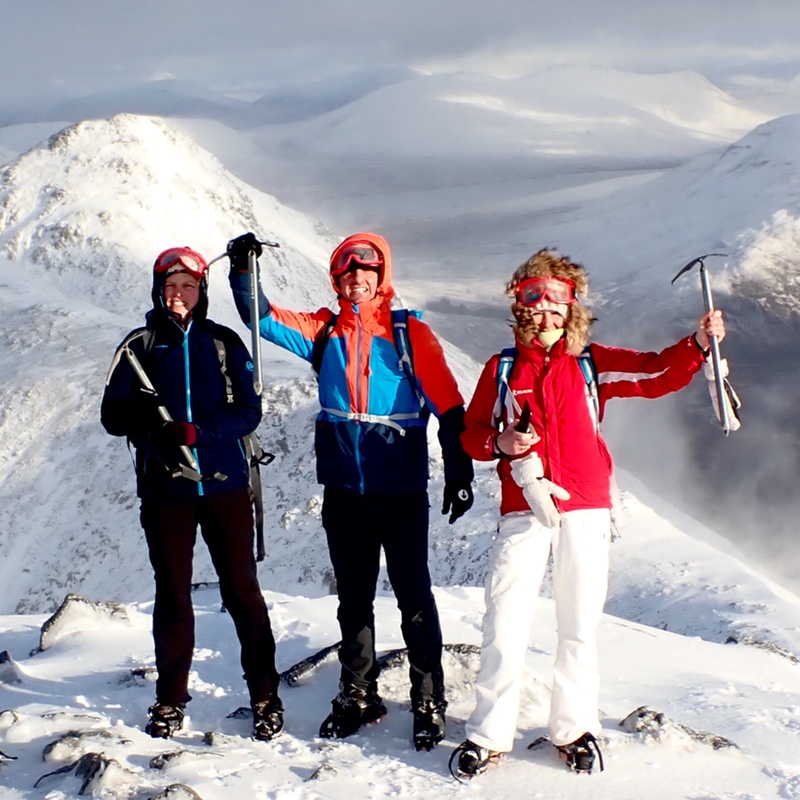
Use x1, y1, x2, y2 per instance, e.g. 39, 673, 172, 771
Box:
515, 276, 576, 307
330, 242, 384, 277
153, 247, 209, 280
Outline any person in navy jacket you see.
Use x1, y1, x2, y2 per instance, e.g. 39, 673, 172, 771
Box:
101, 247, 282, 743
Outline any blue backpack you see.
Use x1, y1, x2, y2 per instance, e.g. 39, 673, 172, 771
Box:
311, 307, 427, 411
494, 345, 599, 431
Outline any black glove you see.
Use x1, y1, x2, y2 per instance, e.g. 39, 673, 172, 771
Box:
442, 482, 474, 524
226, 232, 262, 272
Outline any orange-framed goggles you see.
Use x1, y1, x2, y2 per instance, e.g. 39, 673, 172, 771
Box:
330, 242, 383, 277
516, 276, 576, 307
153, 247, 209, 280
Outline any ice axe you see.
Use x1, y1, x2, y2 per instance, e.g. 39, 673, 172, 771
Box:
210, 237, 281, 396
671, 253, 739, 435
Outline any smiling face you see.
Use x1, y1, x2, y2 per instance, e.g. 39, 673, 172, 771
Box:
531, 308, 567, 331
163, 272, 201, 322
336, 266, 380, 304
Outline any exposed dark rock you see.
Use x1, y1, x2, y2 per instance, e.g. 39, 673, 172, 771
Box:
148, 783, 205, 799
620, 705, 739, 750
35, 593, 130, 654
0, 651, 22, 684
42, 729, 132, 763
280, 641, 482, 686
725, 634, 799, 664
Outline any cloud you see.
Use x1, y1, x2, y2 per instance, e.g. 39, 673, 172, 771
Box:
1, 0, 799, 102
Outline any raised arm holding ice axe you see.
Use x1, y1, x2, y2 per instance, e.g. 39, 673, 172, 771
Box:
672, 253, 742, 435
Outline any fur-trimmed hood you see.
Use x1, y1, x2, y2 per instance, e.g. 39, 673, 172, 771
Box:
506, 248, 593, 355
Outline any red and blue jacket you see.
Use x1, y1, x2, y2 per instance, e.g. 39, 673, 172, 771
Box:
230, 233, 471, 494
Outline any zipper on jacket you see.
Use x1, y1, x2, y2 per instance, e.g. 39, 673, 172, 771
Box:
354, 306, 365, 493
540, 353, 552, 486
182, 324, 203, 497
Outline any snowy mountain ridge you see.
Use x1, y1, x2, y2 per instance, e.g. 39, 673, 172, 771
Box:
0, 114, 341, 614
0, 114, 484, 615
0, 11, 799, 795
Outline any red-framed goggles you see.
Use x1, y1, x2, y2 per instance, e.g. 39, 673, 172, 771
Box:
153, 247, 209, 280
516, 276, 576, 307
330, 242, 383, 277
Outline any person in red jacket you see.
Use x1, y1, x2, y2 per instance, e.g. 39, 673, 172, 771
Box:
450, 248, 726, 778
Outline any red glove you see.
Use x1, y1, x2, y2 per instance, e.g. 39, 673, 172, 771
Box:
160, 421, 198, 447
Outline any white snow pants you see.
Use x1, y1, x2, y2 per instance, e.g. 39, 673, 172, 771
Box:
465, 508, 611, 752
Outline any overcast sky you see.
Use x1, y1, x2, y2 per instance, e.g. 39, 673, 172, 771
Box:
3, 0, 799, 102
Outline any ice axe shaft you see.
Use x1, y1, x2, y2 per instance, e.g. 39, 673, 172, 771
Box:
121, 344, 203, 476
208, 238, 280, 398
248, 249, 263, 396
671, 253, 731, 435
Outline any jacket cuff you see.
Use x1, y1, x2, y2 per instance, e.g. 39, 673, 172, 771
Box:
691, 332, 711, 357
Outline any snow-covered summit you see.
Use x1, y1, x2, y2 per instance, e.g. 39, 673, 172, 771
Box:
0, 113, 335, 323
0, 115, 349, 615
0, 113, 487, 616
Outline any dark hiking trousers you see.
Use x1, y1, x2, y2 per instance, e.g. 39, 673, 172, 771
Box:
321, 487, 445, 705
141, 487, 280, 707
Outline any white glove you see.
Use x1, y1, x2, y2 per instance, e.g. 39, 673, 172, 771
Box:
702, 358, 742, 432
510, 453, 571, 528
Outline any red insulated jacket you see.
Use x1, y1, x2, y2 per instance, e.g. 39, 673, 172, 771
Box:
462, 334, 706, 515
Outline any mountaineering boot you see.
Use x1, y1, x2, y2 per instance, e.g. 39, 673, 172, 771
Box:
145, 703, 184, 739
318, 684, 387, 739
252, 695, 285, 742
556, 732, 605, 773
448, 739, 500, 780
412, 697, 447, 751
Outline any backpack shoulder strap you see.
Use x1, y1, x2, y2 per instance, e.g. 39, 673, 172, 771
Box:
493, 347, 518, 428
578, 345, 600, 431
391, 308, 426, 408
211, 335, 233, 404
311, 315, 337, 377
105, 327, 153, 386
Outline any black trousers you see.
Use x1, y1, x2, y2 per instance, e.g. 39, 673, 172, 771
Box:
140, 487, 279, 707
321, 487, 444, 704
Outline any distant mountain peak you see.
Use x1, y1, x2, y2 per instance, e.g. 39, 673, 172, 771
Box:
0, 113, 333, 317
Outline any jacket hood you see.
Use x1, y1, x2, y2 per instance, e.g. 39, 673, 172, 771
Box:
506, 247, 594, 355
329, 232, 395, 306
150, 268, 209, 325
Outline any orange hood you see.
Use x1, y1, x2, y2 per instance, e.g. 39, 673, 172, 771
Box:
329, 232, 395, 305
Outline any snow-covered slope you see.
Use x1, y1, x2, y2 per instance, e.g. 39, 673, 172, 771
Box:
0, 115, 340, 614
529, 115, 800, 593
0, 114, 489, 615
1, 489, 799, 800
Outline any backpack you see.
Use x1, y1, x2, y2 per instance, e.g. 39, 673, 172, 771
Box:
136, 326, 273, 562
311, 308, 427, 415
494, 345, 600, 431
495, 344, 624, 536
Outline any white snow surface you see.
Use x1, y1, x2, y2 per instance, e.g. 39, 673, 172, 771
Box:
1, 484, 799, 799
1, 7, 800, 797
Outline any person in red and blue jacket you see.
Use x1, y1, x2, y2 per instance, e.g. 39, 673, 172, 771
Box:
227, 231, 475, 750
450, 248, 727, 778
101, 247, 282, 744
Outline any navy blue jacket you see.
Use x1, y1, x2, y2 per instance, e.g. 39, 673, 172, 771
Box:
101, 304, 261, 500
